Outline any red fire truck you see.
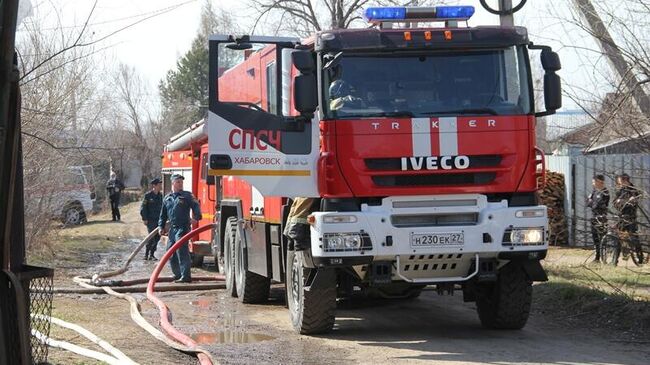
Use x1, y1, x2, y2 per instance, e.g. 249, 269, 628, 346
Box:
194, 5, 561, 334
161, 123, 217, 267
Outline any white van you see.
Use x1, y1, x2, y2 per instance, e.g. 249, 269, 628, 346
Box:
51, 166, 96, 225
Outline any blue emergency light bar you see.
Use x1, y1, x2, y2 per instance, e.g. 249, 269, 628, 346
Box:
365, 6, 475, 23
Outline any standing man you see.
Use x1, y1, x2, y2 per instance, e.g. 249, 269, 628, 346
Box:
613, 173, 643, 263
284, 197, 319, 251
586, 174, 610, 262
158, 174, 202, 283
140, 178, 163, 261
106, 172, 125, 221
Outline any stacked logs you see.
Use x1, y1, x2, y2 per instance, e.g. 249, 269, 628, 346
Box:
539, 171, 569, 246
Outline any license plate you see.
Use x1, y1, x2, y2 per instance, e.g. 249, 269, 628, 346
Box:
410, 232, 464, 247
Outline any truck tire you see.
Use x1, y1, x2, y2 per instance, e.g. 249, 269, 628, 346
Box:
286, 250, 336, 334
62, 203, 85, 225
234, 227, 270, 303
190, 253, 204, 267
212, 225, 225, 275
224, 217, 238, 297
476, 262, 532, 330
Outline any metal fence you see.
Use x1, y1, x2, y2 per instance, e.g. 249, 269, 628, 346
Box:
546, 154, 650, 246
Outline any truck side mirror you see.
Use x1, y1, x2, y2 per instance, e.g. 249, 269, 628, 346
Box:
530, 45, 562, 117
292, 51, 317, 118
292, 50, 315, 73
541, 50, 561, 72
294, 74, 317, 117
540, 50, 562, 115
544, 72, 562, 113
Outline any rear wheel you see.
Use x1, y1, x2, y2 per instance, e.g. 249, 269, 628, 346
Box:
476, 262, 532, 330
600, 234, 620, 266
286, 250, 336, 334
224, 217, 238, 297
213, 233, 226, 275
629, 241, 645, 267
62, 204, 84, 225
234, 226, 270, 303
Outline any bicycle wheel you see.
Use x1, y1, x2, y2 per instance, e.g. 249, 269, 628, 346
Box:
629, 242, 645, 267
600, 234, 620, 266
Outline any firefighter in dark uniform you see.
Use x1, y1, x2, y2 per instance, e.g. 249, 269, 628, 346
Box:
586, 174, 609, 262
284, 197, 319, 251
613, 173, 643, 263
158, 174, 202, 283
140, 177, 163, 261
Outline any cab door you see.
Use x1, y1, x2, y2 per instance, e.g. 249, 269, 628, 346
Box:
207, 35, 318, 197
198, 146, 217, 242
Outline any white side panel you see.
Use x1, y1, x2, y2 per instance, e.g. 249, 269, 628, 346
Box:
207, 111, 319, 197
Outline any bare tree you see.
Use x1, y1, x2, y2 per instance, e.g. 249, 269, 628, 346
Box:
546, 0, 650, 153
248, 0, 444, 36
112, 63, 158, 186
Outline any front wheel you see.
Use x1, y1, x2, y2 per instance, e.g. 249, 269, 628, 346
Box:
476, 262, 532, 330
286, 250, 336, 334
600, 234, 620, 266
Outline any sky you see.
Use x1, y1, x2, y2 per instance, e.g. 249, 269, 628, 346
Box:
16, 0, 611, 112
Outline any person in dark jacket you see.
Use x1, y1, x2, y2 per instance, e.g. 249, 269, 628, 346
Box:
106, 172, 125, 221
613, 173, 643, 263
586, 174, 610, 262
140, 178, 163, 260
158, 174, 202, 283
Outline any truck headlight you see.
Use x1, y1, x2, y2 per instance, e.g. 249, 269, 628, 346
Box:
503, 227, 545, 246
323, 233, 371, 252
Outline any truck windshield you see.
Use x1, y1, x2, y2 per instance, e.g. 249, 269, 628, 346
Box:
322, 46, 532, 119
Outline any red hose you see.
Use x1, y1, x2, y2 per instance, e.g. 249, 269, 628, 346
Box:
147, 223, 222, 365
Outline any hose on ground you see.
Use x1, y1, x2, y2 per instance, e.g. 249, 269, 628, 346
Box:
58, 223, 220, 364
147, 223, 218, 365
73, 228, 160, 285
32, 314, 138, 365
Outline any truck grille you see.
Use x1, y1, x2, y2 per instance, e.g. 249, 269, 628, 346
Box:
372, 172, 496, 187
391, 213, 478, 227
365, 155, 502, 170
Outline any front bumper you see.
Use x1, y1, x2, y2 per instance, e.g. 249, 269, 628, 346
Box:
310, 194, 548, 283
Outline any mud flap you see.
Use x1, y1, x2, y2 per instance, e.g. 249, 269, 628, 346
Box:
520, 260, 548, 282
304, 268, 336, 292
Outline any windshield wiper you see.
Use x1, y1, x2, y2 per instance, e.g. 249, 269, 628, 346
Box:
422, 108, 498, 116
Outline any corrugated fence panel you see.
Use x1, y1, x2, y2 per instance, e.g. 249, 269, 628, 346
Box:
547, 154, 650, 246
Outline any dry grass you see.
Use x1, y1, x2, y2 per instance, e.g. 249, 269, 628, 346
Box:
535, 247, 650, 341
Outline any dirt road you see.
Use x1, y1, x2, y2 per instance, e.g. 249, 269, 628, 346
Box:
39, 204, 650, 365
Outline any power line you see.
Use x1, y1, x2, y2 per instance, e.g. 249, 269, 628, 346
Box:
19, 0, 198, 32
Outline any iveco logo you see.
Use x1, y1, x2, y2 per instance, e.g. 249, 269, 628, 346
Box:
401, 156, 470, 171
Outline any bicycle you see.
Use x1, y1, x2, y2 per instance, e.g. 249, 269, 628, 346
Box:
600, 218, 648, 266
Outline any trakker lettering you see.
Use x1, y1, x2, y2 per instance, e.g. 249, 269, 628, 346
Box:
400, 156, 470, 171
229, 129, 282, 151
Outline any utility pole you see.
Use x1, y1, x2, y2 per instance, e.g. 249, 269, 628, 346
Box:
572, 0, 650, 116
499, 0, 514, 26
